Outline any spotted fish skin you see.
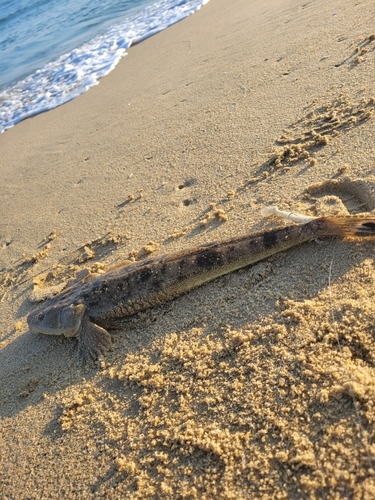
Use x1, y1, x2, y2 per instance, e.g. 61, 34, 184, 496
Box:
27, 215, 375, 363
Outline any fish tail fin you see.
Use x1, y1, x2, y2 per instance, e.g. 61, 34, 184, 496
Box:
313, 216, 375, 238
78, 318, 112, 364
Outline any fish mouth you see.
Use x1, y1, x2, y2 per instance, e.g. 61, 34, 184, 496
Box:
27, 314, 51, 335
28, 322, 60, 335
27, 319, 44, 334
27, 315, 37, 333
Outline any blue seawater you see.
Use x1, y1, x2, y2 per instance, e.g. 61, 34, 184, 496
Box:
0, 0, 209, 133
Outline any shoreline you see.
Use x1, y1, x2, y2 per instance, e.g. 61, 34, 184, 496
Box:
1, 0, 375, 497
0, 0, 210, 133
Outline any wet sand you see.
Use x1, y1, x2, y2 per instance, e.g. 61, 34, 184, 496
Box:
1, 0, 375, 497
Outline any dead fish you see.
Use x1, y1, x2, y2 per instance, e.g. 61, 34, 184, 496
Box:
27, 210, 375, 363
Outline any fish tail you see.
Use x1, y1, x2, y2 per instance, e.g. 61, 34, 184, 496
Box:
311, 216, 375, 238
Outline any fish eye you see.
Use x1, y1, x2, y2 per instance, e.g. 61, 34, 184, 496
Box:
38, 312, 45, 321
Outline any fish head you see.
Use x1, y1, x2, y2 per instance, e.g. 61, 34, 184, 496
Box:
27, 303, 86, 338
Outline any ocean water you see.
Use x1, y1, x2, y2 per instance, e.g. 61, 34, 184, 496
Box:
0, 0, 209, 133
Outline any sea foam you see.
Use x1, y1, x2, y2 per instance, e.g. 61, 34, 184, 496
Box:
0, 0, 209, 133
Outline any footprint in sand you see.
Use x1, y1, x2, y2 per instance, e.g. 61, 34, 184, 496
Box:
303, 176, 375, 215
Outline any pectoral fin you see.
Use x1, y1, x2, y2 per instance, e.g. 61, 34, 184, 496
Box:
78, 318, 112, 363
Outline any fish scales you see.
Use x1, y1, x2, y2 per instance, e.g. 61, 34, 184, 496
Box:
86, 221, 312, 322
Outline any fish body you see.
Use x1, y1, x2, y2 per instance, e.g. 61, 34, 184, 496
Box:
27, 215, 375, 363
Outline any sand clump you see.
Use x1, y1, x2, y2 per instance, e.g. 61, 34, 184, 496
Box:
267, 95, 375, 172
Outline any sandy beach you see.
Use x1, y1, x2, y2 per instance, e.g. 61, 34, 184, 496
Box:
1, 0, 375, 497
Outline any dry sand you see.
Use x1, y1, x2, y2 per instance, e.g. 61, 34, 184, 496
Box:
1, 0, 375, 497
